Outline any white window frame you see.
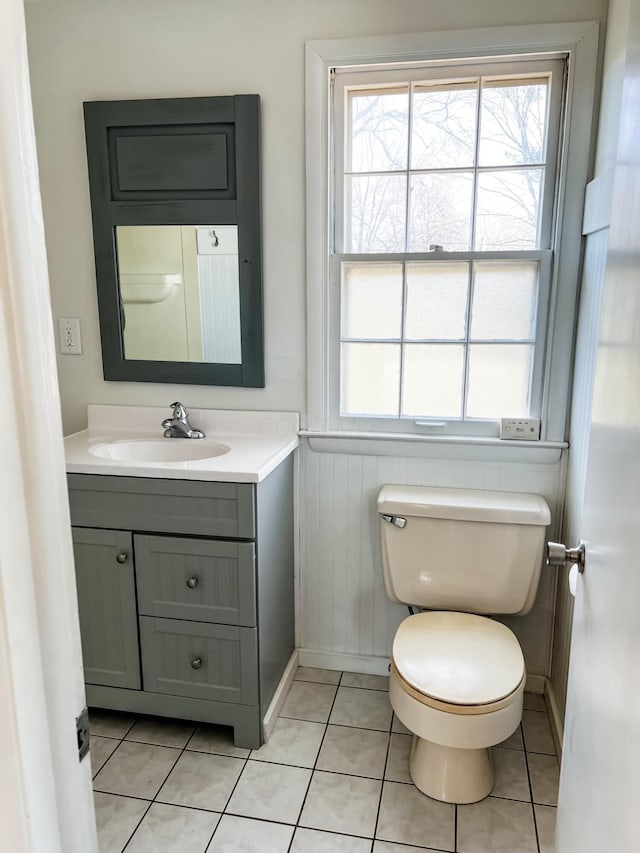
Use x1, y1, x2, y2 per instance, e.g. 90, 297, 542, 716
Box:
305, 22, 599, 446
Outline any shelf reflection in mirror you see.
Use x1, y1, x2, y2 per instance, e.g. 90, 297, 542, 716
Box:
116, 224, 241, 364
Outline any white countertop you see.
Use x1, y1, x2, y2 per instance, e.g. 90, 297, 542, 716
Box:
64, 406, 300, 483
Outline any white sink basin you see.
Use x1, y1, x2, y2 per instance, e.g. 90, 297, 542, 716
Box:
89, 439, 230, 463
65, 407, 300, 482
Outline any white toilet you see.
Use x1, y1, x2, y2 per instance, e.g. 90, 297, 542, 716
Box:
377, 484, 550, 804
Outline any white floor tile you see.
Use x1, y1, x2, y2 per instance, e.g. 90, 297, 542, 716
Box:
157, 751, 244, 811
528, 752, 560, 805
280, 681, 338, 723
374, 842, 449, 852
93, 791, 148, 853
87, 685, 563, 853
295, 666, 341, 685
457, 796, 537, 853
491, 747, 531, 801
384, 733, 412, 784
93, 741, 180, 800
391, 714, 411, 735
89, 710, 135, 739
125, 717, 195, 749
291, 827, 372, 852
300, 770, 382, 837
206, 815, 293, 852
226, 759, 311, 824
125, 802, 220, 853
376, 780, 454, 851
523, 692, 547, 712
329, 686, 392, 731
187, 724, 250, 758
535, 803, 557, 853
251, 717, 325, 767
522, 710, 556, 755
316, 724, 389, 778
341, 671, 390, 691
498, 724, 524, 751
90, 736, 119, 779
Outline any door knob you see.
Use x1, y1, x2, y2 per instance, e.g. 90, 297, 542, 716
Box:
116, 552, 128, 564
546, 540, 586, 572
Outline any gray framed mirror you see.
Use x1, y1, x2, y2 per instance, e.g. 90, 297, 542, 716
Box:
84, 95, 264, 386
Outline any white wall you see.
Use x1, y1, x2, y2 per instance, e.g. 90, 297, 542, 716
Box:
24, 0, 607, 680
25, 0, 607, 435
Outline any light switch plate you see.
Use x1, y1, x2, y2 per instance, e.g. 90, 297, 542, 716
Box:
500, 418, 541, 440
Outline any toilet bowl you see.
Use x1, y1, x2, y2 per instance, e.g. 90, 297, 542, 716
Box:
377, 484, 550, 804
389, 610, 525, 803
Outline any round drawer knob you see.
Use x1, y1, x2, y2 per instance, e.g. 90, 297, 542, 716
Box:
116, 552, 128, 564
190, 657, 203, 670
186, 576, 199, 589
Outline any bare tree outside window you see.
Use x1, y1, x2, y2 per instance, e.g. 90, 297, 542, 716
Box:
347, 77, 548, 253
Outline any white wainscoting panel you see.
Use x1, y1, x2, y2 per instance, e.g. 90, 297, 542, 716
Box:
299, 442, 566, 678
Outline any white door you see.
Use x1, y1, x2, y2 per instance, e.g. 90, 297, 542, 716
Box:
556, 3, 640, 850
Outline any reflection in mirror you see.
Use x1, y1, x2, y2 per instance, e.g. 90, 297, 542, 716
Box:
116, 225, 241, 364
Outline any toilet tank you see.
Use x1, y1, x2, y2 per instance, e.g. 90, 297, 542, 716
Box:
378, 485, 551, 615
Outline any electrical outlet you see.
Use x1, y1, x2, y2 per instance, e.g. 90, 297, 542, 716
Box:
58, 318, 82, 354
500, 418, 540, 441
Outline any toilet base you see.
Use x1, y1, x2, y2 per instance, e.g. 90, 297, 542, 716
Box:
409, 735, 494, 804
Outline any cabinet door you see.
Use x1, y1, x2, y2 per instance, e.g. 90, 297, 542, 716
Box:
72, 527, 141, 689
136, 535, 256, 626
139, 616, 258, 705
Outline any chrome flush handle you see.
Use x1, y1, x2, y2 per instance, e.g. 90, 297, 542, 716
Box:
381, 514, 407, 529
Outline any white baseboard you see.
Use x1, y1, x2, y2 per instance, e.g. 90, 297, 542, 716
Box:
525, 674, 546, 695
298, 648, 390, 676
262, 650, 299, 741
545, 680, 565, 761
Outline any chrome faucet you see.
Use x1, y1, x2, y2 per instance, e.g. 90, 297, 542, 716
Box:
161, 402, 206, 439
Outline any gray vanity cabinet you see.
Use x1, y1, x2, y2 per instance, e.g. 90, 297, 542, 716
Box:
67, 456, 294, 748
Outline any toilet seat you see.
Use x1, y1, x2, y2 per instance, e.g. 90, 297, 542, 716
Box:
392, 612, 525, 714
391, 660, 525, 715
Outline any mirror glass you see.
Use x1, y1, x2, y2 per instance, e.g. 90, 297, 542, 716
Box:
116, 225, 241, 364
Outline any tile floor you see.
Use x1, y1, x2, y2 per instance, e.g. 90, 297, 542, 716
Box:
91, 668, 558, 852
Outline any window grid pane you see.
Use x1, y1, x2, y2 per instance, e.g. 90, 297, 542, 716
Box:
345, 73, 551, 254
340, 342, 401, 417
348, 87, 409, 173
339, 258, 539, 420
465, 343, 534, 418
401, 343, 464, 418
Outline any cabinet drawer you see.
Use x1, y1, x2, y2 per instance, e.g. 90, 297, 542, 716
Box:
67, 474, 255, 539
139, 616, 257, 705
136, 535, 256, 626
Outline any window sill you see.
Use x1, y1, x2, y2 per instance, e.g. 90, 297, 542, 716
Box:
299, 430, 567, 463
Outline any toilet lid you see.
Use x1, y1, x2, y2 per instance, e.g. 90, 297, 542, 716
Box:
392, 612, 525, 706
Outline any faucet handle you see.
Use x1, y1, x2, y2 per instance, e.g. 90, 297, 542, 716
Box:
170, 401, 188, 419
